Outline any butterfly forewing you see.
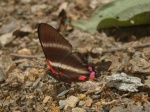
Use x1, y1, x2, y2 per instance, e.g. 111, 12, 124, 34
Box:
38, 23, 72, 64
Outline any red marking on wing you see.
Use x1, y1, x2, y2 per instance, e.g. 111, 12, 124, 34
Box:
46, 59, 58, 74
89, 71, 95, 79
88, 66, 93, 71
78, 76, 87, 81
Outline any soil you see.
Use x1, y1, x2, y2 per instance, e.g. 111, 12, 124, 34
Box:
0, 0, 150, 112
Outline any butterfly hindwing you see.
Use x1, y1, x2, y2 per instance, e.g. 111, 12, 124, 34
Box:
57, 52, 90, 81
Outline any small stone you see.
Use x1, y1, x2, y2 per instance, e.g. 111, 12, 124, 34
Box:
59, 100, 66, 109
57, 90, 69, 97
0, 50, 2, 55
143, 103, 150, 112
106, 72, 143, 92
77, 94, 86, 100
78, 101, 85, 106
18, 48, 32, 55
72, 107, 86, 112
36, 102, 44, 111
109, 106, 124, 112
0, 22, 17, 35
85, 97, 93, 107
21, 0, 31, 3
75, 0, 88, 9
6, 68, 24, 87
32, 78, 41, 88
31, 4, 47, 14
91, 95, 100, 99
43, 96, 51, 104
91, 48, 103, 54
65, 95, 79, 108
0, 32, 14, 46
0, 67, 5, 82
40, 83, 48, 92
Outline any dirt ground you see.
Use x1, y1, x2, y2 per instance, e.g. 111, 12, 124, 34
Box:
0, 0, 150, 112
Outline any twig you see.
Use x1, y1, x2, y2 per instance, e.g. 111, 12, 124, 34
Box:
101, 99, 118, 105
103, 42, 150, 53
10, 53, 44, 59
13, 59, 27, 63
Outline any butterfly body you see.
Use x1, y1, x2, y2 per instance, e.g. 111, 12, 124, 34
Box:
38, 23, 111, 82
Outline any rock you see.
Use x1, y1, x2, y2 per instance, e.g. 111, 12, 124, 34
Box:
59, 100, 66, 109
0, 22, 18, 35
91, 95, 100, 99
106, 72, 143, 92
0, 67, 5, 82
143, 103, 150, 112
36, 103, 44, 112
75, 0, 88, 9
127, 105, 143, 112
57, 90, 69, 97
78, 81, 101, 92
40, 83, 48, 92
78, 101, 85, 106
145, 76, 150, 87
21, 0, 31, 3
85, 97, 93, 107
32, 78, 41, 88
91, 48, 103, 54
89, 0, 98, 9
0, 32, 15, 46
77, 94, 86, 100
0, 50, 2, 55
57, 2, 68, 13
18, 48, 32, 55
72, 107, 86, 112
31, 4, 47, 14
110, 106, 124, 112
0, 55, 15, 74
6, 68, 24, 87
65, 95, 79, 108
43, 96, 51, 104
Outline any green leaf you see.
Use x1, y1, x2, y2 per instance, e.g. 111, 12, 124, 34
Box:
71, 0, 150, 32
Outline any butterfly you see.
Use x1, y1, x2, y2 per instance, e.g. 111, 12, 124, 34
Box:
38, 23, 111, 82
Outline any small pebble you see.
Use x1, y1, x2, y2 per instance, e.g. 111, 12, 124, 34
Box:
32, 78, 41, 88
59, 100, 66, 109
65, 95, 79, 108
77, 94, 86, 100
72, 107, 87, 112
91, 95, 100, 99
78, 101, 85, 106
40, 83, 48, 92
0, 67, 5, 82
43, 96, 51, 104
18, 48, 31, 55
57, 90, 69, 97
85, 97, 93, 107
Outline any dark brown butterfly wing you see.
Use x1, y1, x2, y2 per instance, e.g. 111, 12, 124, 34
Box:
57, 52, 90, 81
94, 61, 112, 76
38, 23, 72, 64
38, 23, 90, 81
